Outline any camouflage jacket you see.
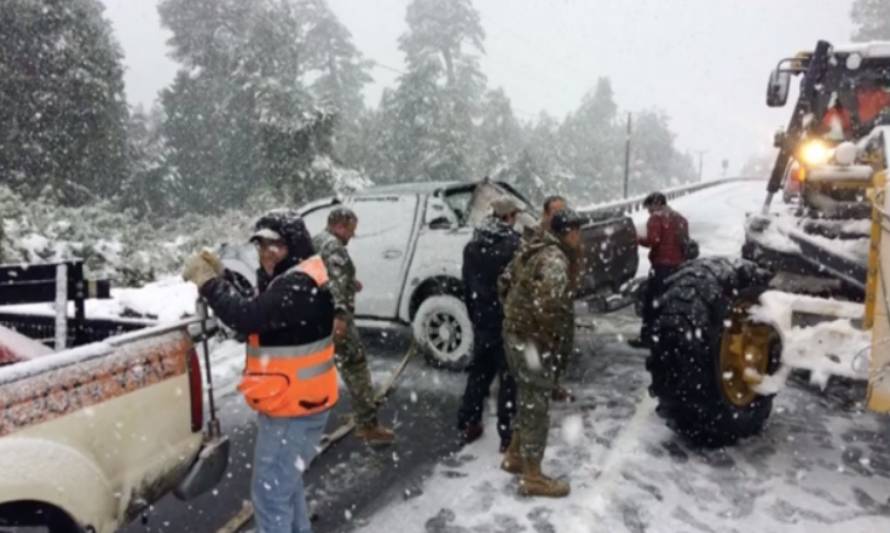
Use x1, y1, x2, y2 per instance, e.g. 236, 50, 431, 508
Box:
312, 229, 357, 316
522, 223, 582, 294
500, 230, 575, 356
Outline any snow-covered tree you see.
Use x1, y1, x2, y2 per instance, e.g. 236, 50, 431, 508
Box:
378, 0, 487, 182
301, 0, 373, 169
559, 77, 623, 203
477, 88, 522, 179
627, 110, 696, 195
0, 0, 129, 205
851, 0, 890, 41
121, 105, 178, 218
158, 0, 336, 213
507, 148, 545, 206
522, 111, 571, 199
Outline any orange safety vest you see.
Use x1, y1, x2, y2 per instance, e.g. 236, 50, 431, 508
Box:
237, 256, 338, 417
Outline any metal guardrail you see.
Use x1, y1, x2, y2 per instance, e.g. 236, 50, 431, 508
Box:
581, 176, 767, 215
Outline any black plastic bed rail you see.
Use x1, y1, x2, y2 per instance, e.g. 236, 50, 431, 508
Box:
0, 260, 152, 347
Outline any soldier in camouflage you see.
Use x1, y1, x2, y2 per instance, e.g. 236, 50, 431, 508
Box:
523, 195, 577, 403
312, 207, 395, 445
498, 208, 584, 498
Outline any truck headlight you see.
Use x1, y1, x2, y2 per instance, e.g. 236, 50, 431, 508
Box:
799, 140, 832, 166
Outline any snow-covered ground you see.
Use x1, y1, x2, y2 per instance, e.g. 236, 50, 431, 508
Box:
354, 180, 890, 533
359, 322, 890, 533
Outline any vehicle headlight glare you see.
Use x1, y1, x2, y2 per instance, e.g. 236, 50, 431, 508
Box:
800, 140, 832, 166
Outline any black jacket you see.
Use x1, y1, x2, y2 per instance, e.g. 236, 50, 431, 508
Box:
201, 269, 333, 347
201, 212, 334, 347
462, 217, 521, 333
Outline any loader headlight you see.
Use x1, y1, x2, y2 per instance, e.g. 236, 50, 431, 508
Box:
799, 140, 832, 166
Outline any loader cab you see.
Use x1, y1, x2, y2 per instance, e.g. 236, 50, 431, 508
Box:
768, 42, 890, 142
766, 42, 890, 218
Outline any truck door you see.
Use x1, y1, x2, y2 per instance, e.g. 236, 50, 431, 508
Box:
303, 195, 420, 320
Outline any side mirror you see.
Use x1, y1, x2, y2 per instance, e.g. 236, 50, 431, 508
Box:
773, 129, 787, 149
428, 216, 452, 230
767, 69, 791, 107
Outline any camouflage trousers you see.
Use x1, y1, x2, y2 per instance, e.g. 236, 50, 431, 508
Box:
554, 309, 575, 385
503, 332, 558, 463
335, 317, 378, 427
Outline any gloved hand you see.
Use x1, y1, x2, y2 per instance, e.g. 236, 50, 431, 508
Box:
200, 249, 224, 275
182, 252, 218, 289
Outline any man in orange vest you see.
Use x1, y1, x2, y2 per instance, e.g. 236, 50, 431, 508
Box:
182, 210, 336, 533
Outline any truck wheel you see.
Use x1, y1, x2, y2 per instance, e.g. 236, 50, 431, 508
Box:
646, 257, 781, 447
412, 295, 474, 371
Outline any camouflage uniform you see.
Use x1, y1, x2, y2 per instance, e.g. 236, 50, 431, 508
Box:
312, 229, 378, 427
521, 225, 577, 385
500, 230, 575, 462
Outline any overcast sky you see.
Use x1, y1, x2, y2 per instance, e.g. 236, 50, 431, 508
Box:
99, 0, 856, 179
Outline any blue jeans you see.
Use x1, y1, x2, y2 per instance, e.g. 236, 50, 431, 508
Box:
252, 410, 330, 533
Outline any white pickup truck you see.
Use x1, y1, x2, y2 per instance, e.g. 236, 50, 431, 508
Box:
0, 262, 226, 532
293, 179, 639, 369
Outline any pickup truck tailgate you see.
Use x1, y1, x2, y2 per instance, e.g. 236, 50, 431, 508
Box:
577, 209, 639, 299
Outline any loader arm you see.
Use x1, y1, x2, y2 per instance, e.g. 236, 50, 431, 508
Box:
768, 40, 832, 196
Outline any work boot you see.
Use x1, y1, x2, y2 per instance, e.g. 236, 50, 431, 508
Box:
500, 434, 522, 474
518, 459, 570, 498
551, 385, 575, 403
461, 422, 483, 445
355, 422, 395, 446
626, 336, 651, 349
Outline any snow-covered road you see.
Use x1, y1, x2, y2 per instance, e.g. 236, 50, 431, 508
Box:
359, 312, 890, 533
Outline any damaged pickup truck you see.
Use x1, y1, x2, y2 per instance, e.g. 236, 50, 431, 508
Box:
292, 179, 639, 369
0, 261, 227, 532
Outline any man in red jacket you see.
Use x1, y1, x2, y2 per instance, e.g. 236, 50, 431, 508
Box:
633, 192, 689, 348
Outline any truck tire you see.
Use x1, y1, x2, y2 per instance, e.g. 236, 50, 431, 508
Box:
412, 295, 474, 371
646, 257, 780, 447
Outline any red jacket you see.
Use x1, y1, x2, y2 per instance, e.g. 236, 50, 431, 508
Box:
821, 87, 890, 137
638, 207, 688, 267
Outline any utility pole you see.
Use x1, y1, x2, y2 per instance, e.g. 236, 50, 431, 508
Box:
695, 150, 707, 181
623, 112, 632, 199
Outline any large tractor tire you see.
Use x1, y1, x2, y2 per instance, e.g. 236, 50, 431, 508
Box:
647, 257, 781, 447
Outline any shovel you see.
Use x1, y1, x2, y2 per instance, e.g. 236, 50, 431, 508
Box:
175, 298, 231, 500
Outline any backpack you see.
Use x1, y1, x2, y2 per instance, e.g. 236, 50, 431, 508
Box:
682, 236, 700, 261
675, 212, 699, 261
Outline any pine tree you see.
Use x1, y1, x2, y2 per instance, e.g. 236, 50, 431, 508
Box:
0, 0, 129, 205
851, 0, 890, 41
627, 110, 694, 195
302, 0, 373, 171
379, 0, 487, 183
522, 111, 573, 200
158, 0, 336, 213
508, 148, 544, 206
559, 77, 622, 203
477, 88, 522, 179
122, 105, 178, 218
